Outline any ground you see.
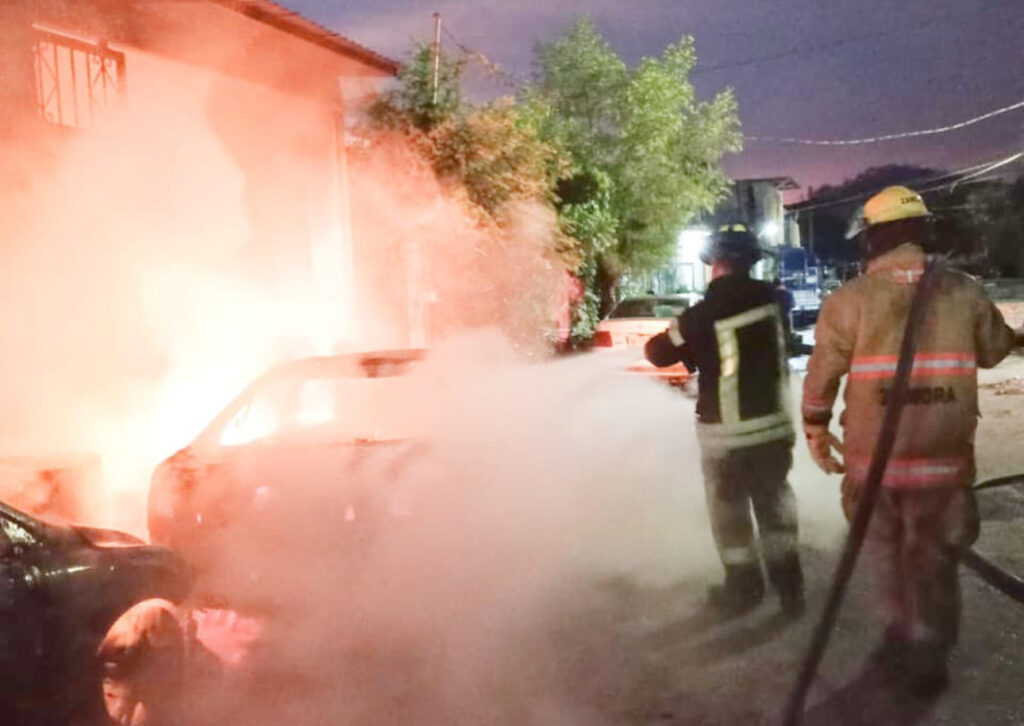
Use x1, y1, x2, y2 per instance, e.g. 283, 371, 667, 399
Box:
548, 353, 1024, 726
129, 352, 1024, 726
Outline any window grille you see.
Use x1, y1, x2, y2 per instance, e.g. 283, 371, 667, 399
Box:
33, 29, 125, 128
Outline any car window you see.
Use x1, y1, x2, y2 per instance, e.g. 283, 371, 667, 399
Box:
0, 517, 37, 551
219, 372, 421, 446
609, 298, 690, 319
220, 377, 299, 446
651, 304, 687, 318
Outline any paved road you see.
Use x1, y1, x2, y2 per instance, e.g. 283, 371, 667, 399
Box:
544, 354, 1024, 726
156, 353, 1024, 726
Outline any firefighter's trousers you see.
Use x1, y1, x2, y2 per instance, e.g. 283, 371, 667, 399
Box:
845, 483, 979, 652
700, 438, 802, 596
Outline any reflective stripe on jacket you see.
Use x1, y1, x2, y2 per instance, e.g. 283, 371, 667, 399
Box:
646, 274, 794, 452
802, 243, 1017, 489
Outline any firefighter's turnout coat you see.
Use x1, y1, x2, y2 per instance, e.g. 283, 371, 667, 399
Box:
646, 274, 794, 450
646, 273, 801, 600
803, 243, 1018, 489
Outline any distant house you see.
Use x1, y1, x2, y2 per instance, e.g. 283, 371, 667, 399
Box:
0, 0, 398, 342
641, 177, 800, 295
712, 177, 800, 248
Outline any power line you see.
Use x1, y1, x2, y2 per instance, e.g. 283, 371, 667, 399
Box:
789, 151, 1024, 213
747, 98, 1024, 146
694, 1, 1022, 76
919, 152, 1024, 194
696, 10, 958, 75
441, 25, 527, 90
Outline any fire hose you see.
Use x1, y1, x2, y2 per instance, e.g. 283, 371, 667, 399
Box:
962, 472, 1024, 604
780, 257, 941, 726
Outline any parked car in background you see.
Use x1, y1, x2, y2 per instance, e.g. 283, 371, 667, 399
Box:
147, 349, 427, 598
592, 294, 700, 388
0, 499, 190, 723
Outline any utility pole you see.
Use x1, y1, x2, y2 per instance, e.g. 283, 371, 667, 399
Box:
807, 210, 815, 258
431, 12, 442, 105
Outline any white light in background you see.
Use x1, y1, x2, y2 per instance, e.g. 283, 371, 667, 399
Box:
676, 227, 711, 292
759, 221, 779, 242
677, 228, 710, 265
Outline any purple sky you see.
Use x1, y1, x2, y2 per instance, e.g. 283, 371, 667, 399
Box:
293, 0, 1023, 199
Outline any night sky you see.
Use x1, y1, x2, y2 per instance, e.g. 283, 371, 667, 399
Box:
291, 0, 1024, 199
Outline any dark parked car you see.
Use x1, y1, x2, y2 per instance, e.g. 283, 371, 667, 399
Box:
147, 350, 427, 591
0, 499, 190, 724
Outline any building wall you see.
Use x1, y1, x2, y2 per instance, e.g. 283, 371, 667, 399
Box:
713, 181, 787, 248
1, 0, 391, 348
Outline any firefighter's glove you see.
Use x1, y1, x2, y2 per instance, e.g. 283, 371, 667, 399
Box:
805, 424, 844, 475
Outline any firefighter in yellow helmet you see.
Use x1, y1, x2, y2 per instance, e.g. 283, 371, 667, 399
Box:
802, 185, 1023, 695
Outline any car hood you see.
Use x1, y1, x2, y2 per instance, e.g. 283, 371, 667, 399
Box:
73, 525, 147, 548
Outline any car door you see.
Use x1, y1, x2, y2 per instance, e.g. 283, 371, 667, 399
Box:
0, 513, 50, 713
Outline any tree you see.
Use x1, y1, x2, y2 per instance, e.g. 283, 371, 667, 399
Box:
359, 43, 575, 349
368, 44, 463, 132
530, 17, 742, 330
796, 164, 943, 272
966, 176, 1024, 277
367, 43, 569, 229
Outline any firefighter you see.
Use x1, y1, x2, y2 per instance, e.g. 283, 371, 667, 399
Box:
646, 223, 804, 616
772, 276, 795, 339
802, 185, 1024, 695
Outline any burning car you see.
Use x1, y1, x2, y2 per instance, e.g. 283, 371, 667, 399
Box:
146, 350, 427, 592
0, 498, 190, 723
592, 294, 699, 387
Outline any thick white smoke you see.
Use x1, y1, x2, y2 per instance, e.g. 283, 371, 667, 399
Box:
178, 333, 845, 725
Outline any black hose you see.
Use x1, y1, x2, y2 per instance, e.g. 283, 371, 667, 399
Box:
961, 549, 1024, 605
780, 258, 941, 726
961, 472, 1024, 604
973, 473, 1024, 492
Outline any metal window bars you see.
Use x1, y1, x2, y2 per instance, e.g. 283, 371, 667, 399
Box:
33, 29, 125, 128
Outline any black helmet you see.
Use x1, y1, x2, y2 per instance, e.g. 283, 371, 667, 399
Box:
700, 223, 762, 267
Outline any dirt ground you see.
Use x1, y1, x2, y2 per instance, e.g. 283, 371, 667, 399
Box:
547, 353, 1024, 726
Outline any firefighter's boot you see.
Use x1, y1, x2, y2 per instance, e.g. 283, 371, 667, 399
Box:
867, 624, 911, 673
904, 641, 950, 698
707, 564, 765, 616
767, 552, 805, 617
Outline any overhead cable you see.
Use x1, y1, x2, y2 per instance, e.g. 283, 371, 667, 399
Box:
696, 9, 960, 75
441, 26, 526, 90
790, 151, 1024, 213
696, 0, 1021, 76
747, 98, 1024, 146
919, 151, 1024, 193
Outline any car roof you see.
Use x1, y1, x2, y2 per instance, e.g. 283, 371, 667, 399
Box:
192, 349, 428, 447
265, 349, 427, 378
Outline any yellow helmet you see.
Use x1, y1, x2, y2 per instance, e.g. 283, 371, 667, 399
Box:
862, 185, 930, 228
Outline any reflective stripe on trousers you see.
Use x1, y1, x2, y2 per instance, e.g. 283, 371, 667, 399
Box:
701, 439, 799, 570
696, 412, 794, 453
